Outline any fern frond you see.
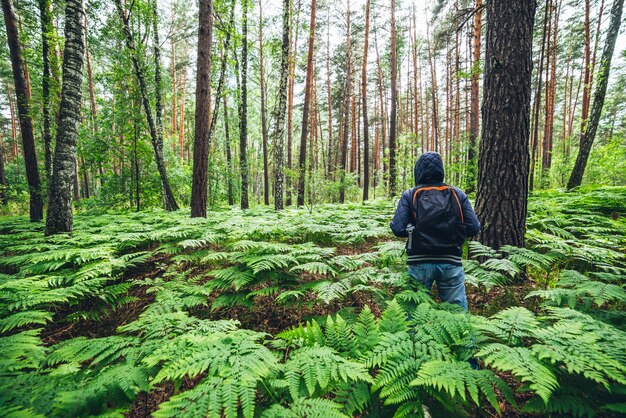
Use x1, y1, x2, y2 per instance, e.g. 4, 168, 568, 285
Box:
411, 360, 515, 412
478, 343, 558, 404
279, 345, 372, 400
260, 397, 349, 418
0, 311, 53, 333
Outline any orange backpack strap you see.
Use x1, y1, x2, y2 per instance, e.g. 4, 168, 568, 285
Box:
411, 185, 465, 224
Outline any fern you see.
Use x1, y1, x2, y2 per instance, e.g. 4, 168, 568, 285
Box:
0, 311, 53, 333
260, 397, 349, 418
474, 307, 540, 345
477, 343, 558, 404
412, 359, 515, 412
276, 345, 372, 400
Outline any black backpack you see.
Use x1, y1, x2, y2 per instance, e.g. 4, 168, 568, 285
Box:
406, 185, 467, 253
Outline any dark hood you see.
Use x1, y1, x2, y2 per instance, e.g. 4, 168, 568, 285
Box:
413, 152, 444, 185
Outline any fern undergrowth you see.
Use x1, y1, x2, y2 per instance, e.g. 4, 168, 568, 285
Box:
0, 188, 624, 417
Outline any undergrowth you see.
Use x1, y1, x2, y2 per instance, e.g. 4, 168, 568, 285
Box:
0, 188, 624, 417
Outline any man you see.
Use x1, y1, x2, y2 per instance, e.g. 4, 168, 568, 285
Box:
390, 152, 480, 311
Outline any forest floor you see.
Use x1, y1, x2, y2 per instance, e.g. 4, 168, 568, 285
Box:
1, 187, 625, 417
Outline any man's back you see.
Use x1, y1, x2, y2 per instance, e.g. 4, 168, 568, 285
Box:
390, 153, 480, 267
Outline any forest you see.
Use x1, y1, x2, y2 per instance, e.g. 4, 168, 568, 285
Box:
0, 0, 625, 416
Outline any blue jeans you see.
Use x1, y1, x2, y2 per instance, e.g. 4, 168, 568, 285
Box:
408, 263, 468, 312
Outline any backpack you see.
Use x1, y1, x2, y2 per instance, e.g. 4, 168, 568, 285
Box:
406, 185, 466, 253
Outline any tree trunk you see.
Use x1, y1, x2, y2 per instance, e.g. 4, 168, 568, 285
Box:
580, 0, 591, 134
567, 0, 623, 189
296, 0, 316, 207
190, 0, 213, 217
179, 58, 187, 160
259, 1, 270, 205
224, 94, 234, 206
0, 133, 7, 205
286, 0, 302, 206
45, 0, 85, 234
339, 0, 351, 204
2, 0, 44, 222
362, 0, 370, 201
541, 0, 560, 180
39, 0, 54, 183
326, 7, 333, 178
273, 0, 290, 210
467, 0, 482, 193
529, 0, 550, 192
475, 0, 536, 249
239, 0, 249, 210
388, 0, 398, 197
114, 0, 179, 211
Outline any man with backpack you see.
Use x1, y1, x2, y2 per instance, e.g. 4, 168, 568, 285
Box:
390, 152, 480, 312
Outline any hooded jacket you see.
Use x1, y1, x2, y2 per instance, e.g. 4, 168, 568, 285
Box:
389, 152, 480, 265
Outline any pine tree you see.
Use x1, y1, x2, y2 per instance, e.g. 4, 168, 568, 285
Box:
475, 0, 536, 249
191, 0, 213, 217
1, 0, 44, 221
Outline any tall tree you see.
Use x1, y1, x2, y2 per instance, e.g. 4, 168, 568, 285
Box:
567, 0, 623, 189
239, 0, 249, 210
258, 1, 270, 205
190, 0, 213, 217
467, 0, 482, 193
2, 0, 44, 221
362, 0, 370, 201
39, 0, 54, 183
339, 0, 351, 204
0, 133, 6, 205
296, 0, 316, 206
475, 0, 536, 249
529, 0, 550, 191
388, 0, 398, 197
274, 0, 290, 210
114, 0, 179, 211
45, 0, 85, 234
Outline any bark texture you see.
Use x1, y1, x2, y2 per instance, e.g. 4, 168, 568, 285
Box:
475, 0, 536, 249
239, 0, 249, 210
567, 0, 623, 189
45, 0, 85, 234
2, 0, 43, 221
296, 0, 316, 206
190, 0, 213, 217
39, 0, 54, 183
273, 0, 290, 210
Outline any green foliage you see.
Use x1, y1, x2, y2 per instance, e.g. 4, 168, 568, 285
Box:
0, 188, 624, 416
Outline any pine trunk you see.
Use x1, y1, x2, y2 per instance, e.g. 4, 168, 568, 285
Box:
191, 0, 213, 217
468, 0, 482, 191
388, 0, 397, 197
2, 0, 44, 222
362, 0, 370, 201
529, 0, 550, 192
339, 0, 351, 204
239, 0, 249, 210
224, 94, 234, 206
45, 0, 85, 234
475, 0, 536, 249
39, 0, 54, 183
259, 2, 270, 205
296, 0, 316, 206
